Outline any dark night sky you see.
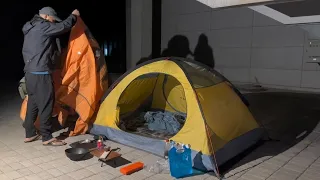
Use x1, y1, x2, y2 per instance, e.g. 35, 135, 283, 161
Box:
0, 1, 126, 91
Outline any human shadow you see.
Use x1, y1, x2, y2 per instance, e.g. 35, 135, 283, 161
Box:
194, 33, 215, 68
162, 35, 193, 58
136, 56, 152, 66
136, 35, 193, 66
137, 34, 215, 70
219, 91, 320, 178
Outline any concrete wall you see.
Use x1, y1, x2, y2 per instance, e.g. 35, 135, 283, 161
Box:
126, 0, 152, 69
162, 0, 320, 92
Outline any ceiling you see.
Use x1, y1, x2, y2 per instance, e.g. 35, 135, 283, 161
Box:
250, 0, 320, 24
267, 0, 320, 17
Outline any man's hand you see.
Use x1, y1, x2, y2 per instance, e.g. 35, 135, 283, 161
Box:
72, 9, 80, 16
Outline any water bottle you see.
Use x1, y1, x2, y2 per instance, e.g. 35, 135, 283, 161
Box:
168, 142, 193, 178
164, 139, 170, 160
183, 144, 193, 174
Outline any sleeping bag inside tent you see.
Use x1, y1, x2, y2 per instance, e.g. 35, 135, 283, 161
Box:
20, 17, 108, 136
91, 57, 264, 172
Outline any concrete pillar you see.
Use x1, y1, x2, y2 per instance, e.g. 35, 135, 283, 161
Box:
126, 0, 152, 70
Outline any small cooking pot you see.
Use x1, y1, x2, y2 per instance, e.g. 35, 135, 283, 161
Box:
65, 147, 97, 161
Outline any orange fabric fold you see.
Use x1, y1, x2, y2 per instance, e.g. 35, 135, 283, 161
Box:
20, 17, 108, 136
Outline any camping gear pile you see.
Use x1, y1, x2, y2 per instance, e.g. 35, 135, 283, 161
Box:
64, 136, 153, 177
65, 135, 107, 161
19, 17, 108, 136
65, 135, 122, 166
65, 136, 197, 179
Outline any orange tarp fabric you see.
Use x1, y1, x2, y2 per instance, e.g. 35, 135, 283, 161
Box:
20, 17, 108, 136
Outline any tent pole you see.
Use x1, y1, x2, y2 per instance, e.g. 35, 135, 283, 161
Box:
204, 124, 222, 179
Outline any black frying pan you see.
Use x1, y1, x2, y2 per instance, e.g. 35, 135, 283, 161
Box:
65, 147, 97, 161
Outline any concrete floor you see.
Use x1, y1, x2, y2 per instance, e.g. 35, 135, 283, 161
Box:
0, 84, 319, 180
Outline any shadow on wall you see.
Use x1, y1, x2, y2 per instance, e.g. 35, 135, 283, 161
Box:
161, 35, 193, 58
194, 34, 215, 68
136, 34, 215, 68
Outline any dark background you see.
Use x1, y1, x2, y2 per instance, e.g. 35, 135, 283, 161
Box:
0, 0, 127, 86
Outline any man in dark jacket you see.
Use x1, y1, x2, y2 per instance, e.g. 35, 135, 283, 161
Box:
22, 7, 79, 146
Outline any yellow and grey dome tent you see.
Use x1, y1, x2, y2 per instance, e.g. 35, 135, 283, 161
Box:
91, 57, 264, 173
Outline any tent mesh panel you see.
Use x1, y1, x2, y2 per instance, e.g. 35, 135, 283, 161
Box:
178, 60, 225, 89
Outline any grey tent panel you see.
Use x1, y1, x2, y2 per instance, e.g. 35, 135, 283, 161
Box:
214, 128, 264, 166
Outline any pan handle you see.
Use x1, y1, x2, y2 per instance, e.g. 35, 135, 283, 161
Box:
88, 146, 113, 152
88, 147, 99, 152
110, 147, 121, 152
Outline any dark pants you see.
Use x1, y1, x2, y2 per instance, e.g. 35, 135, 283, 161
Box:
24, 72, 54, 142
